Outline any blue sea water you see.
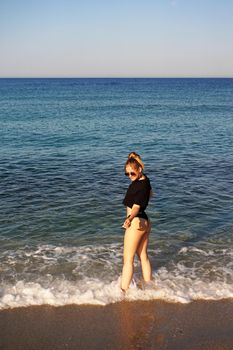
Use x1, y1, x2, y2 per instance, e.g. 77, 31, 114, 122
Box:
0, 78, 233, 308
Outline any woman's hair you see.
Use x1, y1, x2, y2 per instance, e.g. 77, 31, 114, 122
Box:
125, 152, 144, 171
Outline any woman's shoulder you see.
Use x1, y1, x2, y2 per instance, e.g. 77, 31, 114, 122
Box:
141, 174, 151, 183
135, 175, 151, 188
142, 175, 151, 189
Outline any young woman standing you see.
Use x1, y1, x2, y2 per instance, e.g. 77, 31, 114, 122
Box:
121, 152, 152, 292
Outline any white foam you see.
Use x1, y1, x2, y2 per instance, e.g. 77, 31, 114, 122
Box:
1, 242, 233, 310
0, 278, 124, 309
178, 246, 233, 257
1, 267, 233, 310
179, 247, 213, 256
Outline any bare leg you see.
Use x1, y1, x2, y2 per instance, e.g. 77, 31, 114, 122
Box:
121, 218, 149, 291
136, 220, 152, 282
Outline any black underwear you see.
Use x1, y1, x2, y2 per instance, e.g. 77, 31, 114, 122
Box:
136, 211, 148, 221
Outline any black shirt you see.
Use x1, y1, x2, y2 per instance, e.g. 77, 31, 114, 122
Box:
123, 175, 151, 213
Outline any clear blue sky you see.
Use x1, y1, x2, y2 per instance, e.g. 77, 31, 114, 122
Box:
1, 0, 233, 77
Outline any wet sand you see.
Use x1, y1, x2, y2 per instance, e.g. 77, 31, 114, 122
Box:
0, 300, 233, 350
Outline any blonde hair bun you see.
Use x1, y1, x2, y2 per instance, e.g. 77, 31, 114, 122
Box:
127, 152, 144, 171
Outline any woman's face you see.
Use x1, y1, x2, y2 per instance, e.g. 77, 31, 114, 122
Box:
125, 165, 141, 181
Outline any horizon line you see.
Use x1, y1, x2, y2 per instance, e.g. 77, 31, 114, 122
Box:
0, 76, 233, 79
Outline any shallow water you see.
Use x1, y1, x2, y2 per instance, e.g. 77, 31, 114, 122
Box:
0, 78, 233, 308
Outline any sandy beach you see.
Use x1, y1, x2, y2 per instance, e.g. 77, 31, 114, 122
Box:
0, 299, 233, 350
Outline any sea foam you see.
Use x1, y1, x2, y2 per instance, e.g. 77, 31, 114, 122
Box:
1, 242, 233, 309
1, 268, 233, 310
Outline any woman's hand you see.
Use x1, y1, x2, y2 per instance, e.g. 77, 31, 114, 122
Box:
122, 205, 140, 229
122, 217, 131, 229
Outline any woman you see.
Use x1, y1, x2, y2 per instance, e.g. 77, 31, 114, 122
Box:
121, 152, 152, 292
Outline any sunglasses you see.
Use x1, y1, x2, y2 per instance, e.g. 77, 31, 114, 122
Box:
125, 172, 137, 177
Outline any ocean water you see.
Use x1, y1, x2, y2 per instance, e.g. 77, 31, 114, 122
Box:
0, 78, 233, 309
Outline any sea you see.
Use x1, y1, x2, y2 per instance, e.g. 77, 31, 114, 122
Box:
0, 78, 233, 309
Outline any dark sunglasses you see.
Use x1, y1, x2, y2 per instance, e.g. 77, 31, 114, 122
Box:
125, 172, 136, 177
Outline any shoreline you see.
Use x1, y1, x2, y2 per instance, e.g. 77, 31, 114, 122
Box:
1, 299, 233, 350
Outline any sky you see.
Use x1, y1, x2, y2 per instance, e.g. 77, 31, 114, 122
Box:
0, 0, 233, 77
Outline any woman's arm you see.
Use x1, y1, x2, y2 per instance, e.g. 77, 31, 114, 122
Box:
123, 204, 140, 228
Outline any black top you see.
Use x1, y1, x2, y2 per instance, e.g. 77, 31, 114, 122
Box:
123, 175, 151, 213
